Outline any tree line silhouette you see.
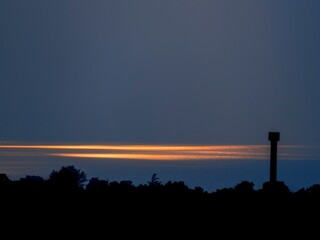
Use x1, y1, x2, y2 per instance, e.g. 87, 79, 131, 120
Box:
1, 165, 319, 236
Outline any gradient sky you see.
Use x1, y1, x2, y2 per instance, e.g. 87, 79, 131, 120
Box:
1, 0, 320, 145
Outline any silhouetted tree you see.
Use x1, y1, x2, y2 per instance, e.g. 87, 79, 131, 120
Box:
0, 173, 10, 184
0, 173, 10, 192
234, 180, 255, 193
194, 186, 204, 193
165, 181, 189, 192
48, 165, 87, 190
86, 177, 109, 192
17, 175, 46, 193
306, 184, 320, 195
108, 180, 134, 192
20, 175, 45, 182
148, 173, 161, 186
262, 181, 290, 194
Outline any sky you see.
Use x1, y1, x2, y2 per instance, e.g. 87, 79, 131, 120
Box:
1, 0, 320, 146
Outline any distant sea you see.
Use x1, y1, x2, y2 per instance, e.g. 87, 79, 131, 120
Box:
1, 143, 320, 192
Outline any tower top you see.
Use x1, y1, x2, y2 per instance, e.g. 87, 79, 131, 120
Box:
268, 132, 280, 142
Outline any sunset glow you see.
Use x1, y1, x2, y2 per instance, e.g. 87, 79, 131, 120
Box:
0, 144, 267, 151
0, 144, 309, 161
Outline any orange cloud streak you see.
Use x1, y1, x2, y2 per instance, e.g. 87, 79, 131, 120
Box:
0, 144, 304, 161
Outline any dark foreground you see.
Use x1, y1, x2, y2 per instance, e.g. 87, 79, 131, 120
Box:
1, 166, 320, 237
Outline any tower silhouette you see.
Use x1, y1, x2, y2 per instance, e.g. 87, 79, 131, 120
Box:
263, 131, 288, 192
269, 132, 280, 182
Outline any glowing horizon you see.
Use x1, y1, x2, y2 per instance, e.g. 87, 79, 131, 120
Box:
0, 144, 269, 151
0, 143, 313, 161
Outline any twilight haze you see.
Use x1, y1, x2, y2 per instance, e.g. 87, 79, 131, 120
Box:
1, 1, 320, 191
1, 0, 320, 145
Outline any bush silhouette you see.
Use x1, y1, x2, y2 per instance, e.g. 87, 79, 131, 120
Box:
234, 180, 255, 193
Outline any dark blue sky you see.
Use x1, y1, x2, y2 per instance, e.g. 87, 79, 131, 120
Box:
1, 0, 320, 145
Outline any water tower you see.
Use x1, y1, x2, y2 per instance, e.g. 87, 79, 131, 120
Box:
262, 131, 289, 192
268, 132, 280, 183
